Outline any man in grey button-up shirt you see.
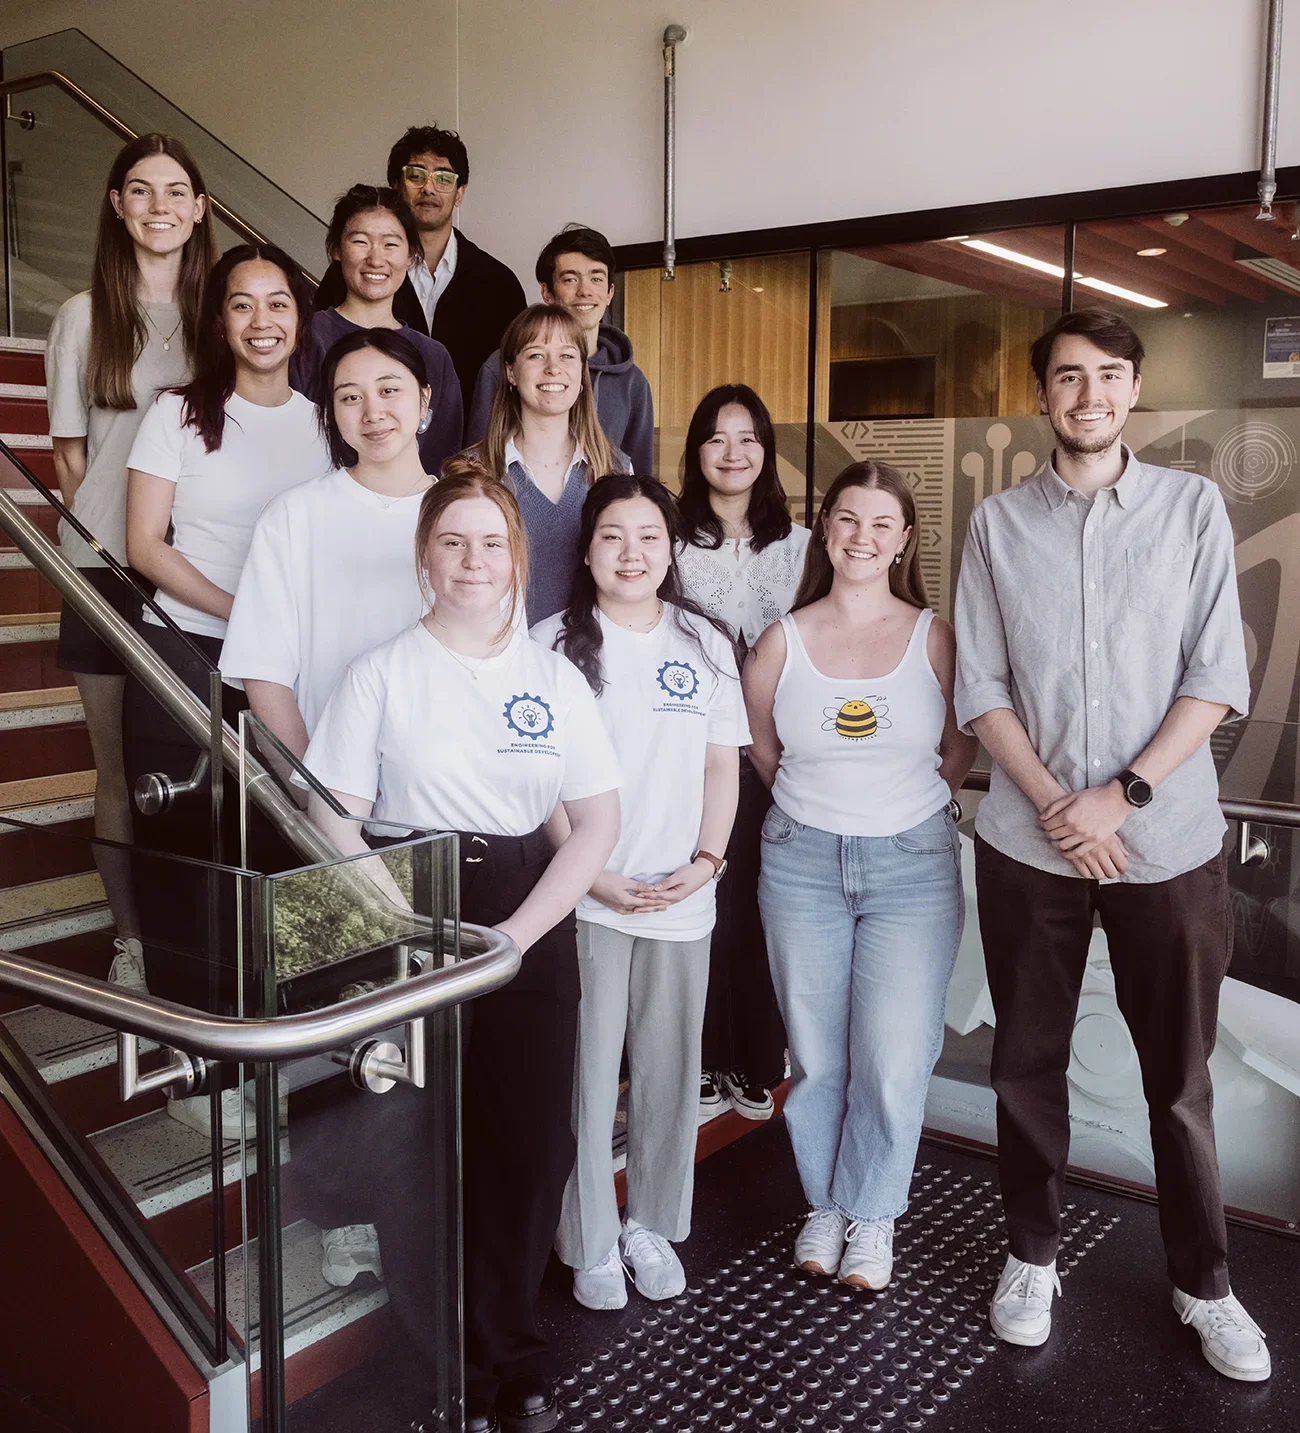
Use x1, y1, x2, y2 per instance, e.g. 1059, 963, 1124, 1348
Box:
954, 309, 1269, 1381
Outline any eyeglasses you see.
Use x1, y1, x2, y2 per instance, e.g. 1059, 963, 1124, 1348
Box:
401, 165, 460, 190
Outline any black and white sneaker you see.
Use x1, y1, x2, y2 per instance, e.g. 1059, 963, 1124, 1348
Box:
721, 1071, 774, 1121
699, 1070, 727, 1119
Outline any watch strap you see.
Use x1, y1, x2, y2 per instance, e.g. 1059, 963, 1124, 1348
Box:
692, 849, 725, 877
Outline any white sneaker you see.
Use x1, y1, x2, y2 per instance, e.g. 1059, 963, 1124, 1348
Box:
619, 1219, 686, 1301
1173, 1288, 1271, 1381
572, 1243, 628, 1310
167, 1087, 252, 1142
794, 1209, 849, 1277
699, 1070, 727, 1119
989, 1254, 1061, 1347
108, 936, 147, 991
839, 1218, 894, 1290
320, 1224, 383, 1287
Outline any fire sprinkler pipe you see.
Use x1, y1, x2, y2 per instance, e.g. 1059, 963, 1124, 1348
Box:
663, 24, 687, 279
1258, 0, 1286, 219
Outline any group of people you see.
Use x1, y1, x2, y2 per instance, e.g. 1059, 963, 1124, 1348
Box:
41, 120, 1270, 1433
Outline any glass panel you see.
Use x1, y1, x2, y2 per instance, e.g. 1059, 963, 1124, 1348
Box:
623, 253, 814, 521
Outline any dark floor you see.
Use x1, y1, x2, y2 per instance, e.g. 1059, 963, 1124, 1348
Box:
294, 1119, 1300, 1432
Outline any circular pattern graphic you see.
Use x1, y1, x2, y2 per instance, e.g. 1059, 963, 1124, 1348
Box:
656, 659, 700, 701
1210, 421, 1296, 503
502, 693, 554, 740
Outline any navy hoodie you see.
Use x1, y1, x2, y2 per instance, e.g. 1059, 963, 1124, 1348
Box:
466, 323, 655, 476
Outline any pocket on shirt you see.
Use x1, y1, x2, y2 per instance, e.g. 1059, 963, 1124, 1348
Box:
760, 806, 803, 847
1125, 544, 1189, 614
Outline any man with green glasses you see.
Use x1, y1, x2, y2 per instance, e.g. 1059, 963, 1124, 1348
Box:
315, 124, 525, 417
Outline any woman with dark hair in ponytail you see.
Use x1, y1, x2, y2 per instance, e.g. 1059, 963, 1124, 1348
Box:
45, 133, 215, 991
743, 461, 976, 1292
533, 475, 750, 1312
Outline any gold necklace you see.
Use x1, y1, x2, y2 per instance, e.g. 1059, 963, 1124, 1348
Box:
614, 599, 663, 632
144, 307, 183, 352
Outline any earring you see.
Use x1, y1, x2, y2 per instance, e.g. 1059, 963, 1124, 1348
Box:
894, 553, 903, 565
416, 409, 433, 435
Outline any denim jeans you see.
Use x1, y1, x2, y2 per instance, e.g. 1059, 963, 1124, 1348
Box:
758, 803, 963, 1222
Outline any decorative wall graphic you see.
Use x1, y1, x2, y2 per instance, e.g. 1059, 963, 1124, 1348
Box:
958, 421, 1037, 504
1210, 421, 1296, 504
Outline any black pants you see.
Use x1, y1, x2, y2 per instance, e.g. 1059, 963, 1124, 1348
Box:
700, 755, 787, 1086
974, 836, 1232, 1299
292, 826, 578, 1398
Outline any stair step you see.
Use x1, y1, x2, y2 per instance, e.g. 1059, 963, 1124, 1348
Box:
188, 1218, 387, 1371
0, 613, 61, 643
0, 485, 55, 504
0, 687, 84, 729
0, 768, 96, 821
2, 998, 137, 1082
0, 337, 48, 353
0, 722, 92, 785
0, 870, 105, 927
0, 639, 73, 695
2, 432, 52, 451
0, 353, 46, 387
0, 547, 65, 568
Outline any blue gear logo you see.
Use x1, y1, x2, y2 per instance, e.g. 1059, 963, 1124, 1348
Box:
657, 659, 699, 701
503, 693, 555, 740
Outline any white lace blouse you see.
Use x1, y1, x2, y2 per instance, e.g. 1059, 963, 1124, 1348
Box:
677, 525, 812, 648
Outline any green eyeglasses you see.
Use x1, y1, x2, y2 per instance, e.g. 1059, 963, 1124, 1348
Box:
402, 165, 459, 190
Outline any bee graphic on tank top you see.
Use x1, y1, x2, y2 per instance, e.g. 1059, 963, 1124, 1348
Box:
823, 696, 891, 740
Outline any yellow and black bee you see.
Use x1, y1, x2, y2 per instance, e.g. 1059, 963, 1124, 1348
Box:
822, 697, 891, 740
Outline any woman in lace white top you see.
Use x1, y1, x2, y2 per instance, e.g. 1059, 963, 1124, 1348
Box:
675, 384, 810, 1120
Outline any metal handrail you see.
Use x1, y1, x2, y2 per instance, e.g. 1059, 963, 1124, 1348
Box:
1, 70, 318, 287
0, 925, 520, 1062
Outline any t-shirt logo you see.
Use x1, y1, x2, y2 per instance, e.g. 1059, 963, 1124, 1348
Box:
823, 696, 890, 740
657, 659, 700, 702
503, 693, 555, 740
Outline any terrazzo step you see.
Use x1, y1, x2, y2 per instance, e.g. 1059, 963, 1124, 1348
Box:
1, 1000, 147, 1083
0, 686, 84, 730
188, 1218, 388, 1372
0, 612, 60, 644
0, 768, 96, 825
0, 545, 64, 568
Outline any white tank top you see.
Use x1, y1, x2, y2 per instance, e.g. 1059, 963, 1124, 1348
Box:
771, 607, 951, 838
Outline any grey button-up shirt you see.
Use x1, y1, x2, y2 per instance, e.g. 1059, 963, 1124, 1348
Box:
954, 447, 1250, 884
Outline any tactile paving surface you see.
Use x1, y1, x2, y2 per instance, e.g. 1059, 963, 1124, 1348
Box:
556, 1161, 1119, 1431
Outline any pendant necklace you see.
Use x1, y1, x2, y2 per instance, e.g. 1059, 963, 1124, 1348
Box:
428, 620, 491, 680
376, 475, 432, 511
145, 308, 183, 352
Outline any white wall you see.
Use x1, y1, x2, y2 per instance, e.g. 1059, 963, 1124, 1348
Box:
3, 1, 1298, 291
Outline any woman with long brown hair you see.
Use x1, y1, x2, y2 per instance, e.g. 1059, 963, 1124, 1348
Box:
474, 303, 626, 624
45, 132, 215, 990
743, 461, 977, 1292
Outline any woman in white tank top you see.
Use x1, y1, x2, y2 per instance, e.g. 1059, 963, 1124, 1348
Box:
744, 461, 977, 1291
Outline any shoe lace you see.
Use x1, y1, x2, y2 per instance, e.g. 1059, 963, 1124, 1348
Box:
590, 1244, 624, 1276
623, 1224, 672, 1268
803, 1209, 846, 1242
331, 1224, 377, 1251
1179, 1293, 1264, 1342
1003, 1261, 1059, 1308
846, 1219, 892, 1260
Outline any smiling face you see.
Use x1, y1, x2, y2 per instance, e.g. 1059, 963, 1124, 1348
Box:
423, 495, 517, 615
542, 251, 614, 339
587, 495, 671, 607
1036, 333, 1141, 459
223, 259, 298, 375
332, 346, 431, 465
505, 322, 586, 418
111, 153, 206, 260
397, 150, 464, 236
334, 208, 411, 305
823, 483, 911, 585
699, 402, 766, 501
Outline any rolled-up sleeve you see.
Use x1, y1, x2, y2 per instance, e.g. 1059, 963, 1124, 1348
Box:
1174, 483, 1251, 720
953, 507, 1016, 735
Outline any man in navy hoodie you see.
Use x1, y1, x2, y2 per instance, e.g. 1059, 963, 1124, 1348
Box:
466, 226, 656, 475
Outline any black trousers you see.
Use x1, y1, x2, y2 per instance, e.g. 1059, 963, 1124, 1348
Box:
292, 826, 578, 1398
974, 836, 1232, 1300
700, 756, 787, 1086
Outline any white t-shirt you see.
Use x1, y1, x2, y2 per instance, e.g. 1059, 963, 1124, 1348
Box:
304, 623, 622, 837
127, 390, 331, 638
531, 605, 750, 941
219, 468, 427, 731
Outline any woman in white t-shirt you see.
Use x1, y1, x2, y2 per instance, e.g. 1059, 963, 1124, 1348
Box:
221, 327, 441, 757
675, 384, 811, 1125
45, 133, 215, 989
303, 472, 620, 1432
533, 475, 749, 1314
743, 462, 977, 1293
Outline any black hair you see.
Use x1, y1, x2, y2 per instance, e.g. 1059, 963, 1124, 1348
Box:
678, 384, 793, 553
171, 243, 313, 454
325, 184, 421, 259
553, 474, 739, 695
1030, 308, 1145, 388
535, 224, 618, 290
316, 328, 430, 469
386, 125, 469, 189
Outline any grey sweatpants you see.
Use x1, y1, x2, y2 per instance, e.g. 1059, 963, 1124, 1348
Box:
554, 920, 712, 1271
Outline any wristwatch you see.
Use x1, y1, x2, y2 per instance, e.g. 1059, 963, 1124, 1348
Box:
1116, 768, 1154, 808
692, 849, 729, 881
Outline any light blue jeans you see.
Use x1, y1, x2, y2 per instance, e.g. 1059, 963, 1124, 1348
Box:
758, 803, 962, 1222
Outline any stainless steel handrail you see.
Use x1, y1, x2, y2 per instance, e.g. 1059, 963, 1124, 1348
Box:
0, 925, 520, 1062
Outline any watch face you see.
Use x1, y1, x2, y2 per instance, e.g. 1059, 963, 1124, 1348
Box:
1127, 777, 1153, 807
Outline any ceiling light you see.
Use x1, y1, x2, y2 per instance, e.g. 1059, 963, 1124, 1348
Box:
1164, 213, 1191, 227
956, 238, 1168, 308
1234, 246, 1300, 294
751, 286, 764, 293
945, 234, 970, 242
1136, 247, 1167, 256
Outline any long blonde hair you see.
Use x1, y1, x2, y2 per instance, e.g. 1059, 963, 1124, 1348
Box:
477, 304, 618, 481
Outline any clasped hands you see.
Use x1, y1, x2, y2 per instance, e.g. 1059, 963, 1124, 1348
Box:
1038, 780, 1132, 879
590, 859, 715, 916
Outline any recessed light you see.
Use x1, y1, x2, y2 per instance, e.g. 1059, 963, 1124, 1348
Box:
944, 235, 970, 242
751, 286, 764, 293
1136, 247, 1167, 257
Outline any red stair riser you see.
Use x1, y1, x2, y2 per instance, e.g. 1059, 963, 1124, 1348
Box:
0, 399, 48, 436
0, 641, 73, 694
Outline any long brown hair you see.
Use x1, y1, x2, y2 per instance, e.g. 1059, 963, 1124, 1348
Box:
415, 468, 528, 643
792, 462, 928, 611
87, 134, 216, 411
476, 304, 618, 481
